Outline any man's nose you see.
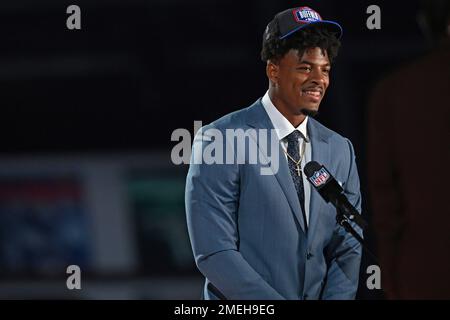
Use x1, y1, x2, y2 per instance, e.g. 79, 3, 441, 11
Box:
309, 68, 326, 85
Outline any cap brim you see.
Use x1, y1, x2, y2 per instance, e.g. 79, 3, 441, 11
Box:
279, 20, 343, 40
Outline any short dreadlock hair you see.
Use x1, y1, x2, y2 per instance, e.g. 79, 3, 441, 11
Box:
261, 24, 341, 64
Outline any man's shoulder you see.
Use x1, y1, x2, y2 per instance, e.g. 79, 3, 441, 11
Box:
309, 117, 351, 147
310, 119, 357, 173
200, 100, 355, 150
202, 99, 259, 132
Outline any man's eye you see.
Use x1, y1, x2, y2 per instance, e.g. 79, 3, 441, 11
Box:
297, 66, 311, 72
323, 69, 330, 74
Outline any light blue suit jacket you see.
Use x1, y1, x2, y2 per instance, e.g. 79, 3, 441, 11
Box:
185, 99, 363, 300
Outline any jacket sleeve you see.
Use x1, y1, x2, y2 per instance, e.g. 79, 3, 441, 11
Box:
185, 126, 285, 300
321, 139, 363, 300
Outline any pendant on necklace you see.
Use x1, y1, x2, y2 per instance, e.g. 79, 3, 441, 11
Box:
295, 165, 302, 176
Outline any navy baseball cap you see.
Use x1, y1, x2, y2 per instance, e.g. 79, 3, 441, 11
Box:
265, 6, 343, 40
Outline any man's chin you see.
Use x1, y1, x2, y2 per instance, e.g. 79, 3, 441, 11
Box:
300, 107, 319, 117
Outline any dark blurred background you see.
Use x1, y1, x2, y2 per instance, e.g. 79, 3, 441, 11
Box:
0, 0, 444, 299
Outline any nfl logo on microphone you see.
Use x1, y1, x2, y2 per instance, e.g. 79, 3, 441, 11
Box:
310, 167, 330, 187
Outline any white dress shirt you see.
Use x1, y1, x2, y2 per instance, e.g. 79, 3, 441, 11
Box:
261, 91, 312, 226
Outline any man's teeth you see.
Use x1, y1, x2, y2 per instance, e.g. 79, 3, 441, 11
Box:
303, 90, 321, 97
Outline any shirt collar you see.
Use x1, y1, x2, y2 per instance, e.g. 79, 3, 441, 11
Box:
262, 91, 309, 141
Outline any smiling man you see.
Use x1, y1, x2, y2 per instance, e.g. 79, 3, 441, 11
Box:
186, 6, 363, 300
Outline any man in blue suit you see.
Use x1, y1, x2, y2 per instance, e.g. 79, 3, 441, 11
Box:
185, 6, 363, 300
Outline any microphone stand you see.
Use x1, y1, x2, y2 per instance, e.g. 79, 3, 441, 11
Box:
335, 208, 378, 264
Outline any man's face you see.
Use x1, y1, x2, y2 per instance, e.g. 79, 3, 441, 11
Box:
268, 47, 331, 116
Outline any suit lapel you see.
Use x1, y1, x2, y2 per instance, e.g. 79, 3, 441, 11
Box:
306, 118, 330, 243
245, 100, 306, 233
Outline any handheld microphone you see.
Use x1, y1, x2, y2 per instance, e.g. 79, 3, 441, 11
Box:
303, 161, 367, 229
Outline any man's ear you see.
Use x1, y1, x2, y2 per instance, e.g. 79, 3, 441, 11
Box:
266, 60, 279, 86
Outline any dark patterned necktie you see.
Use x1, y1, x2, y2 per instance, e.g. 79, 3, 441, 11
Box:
285, 130, 307, 229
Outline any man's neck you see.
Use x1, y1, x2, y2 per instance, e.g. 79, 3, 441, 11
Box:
268, 89, 307, 128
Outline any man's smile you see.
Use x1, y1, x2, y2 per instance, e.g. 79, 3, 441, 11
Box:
301, 86, 323, 102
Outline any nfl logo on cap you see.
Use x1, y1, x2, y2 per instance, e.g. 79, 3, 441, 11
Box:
271, 5, 343, 40
293, 7, 322, 23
